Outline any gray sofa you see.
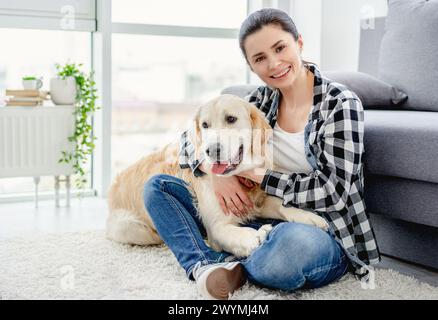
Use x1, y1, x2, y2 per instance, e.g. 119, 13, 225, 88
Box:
358, 9, 438, 270
222, 1, 438, 270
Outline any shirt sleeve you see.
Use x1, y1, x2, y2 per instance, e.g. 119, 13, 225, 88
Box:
178, 128, 206, 177
245, 86, 264, 107
260, 97, 364, 213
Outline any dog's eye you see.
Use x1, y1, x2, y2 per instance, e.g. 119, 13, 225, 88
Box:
202, 122, 208, 129
226, 116, 237, 124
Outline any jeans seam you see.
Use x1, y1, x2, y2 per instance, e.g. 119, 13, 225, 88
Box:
305, 253, 348, 278
160, 179, 212, 266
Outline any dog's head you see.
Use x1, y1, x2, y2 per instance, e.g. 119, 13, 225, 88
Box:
191, 94, 272, 176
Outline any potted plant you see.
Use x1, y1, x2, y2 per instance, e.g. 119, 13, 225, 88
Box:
56, 62, 99, 189
22, 76, 43, 90
50, 71, 76, 105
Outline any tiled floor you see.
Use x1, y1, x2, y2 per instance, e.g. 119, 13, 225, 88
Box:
1, 197, 437, 287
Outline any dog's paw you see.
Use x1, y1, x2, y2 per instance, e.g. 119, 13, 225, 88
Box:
207, 239, 223, 252
256, 224, 273, 240
284, 210, 330, 232
233, 224, 273, 258
309, 215, 329, 231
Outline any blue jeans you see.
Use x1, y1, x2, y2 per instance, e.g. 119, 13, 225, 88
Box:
143, 174, 350, 292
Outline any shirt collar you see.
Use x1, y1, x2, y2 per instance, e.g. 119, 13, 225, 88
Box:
270, 63, 324, 124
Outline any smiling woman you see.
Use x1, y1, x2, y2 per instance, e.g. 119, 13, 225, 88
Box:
171, 8, 381, 300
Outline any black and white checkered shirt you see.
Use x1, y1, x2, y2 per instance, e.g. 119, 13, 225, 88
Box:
179, 64, 381, 276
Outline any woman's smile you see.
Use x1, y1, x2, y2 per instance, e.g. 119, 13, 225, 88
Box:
270, 66, 291, 79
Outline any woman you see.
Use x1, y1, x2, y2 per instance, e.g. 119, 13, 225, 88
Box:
143, 8, 380, 299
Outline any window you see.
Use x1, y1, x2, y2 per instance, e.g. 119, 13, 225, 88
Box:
0, 28, 91, 195
112, 0, 247, 28
0, 1, 251, 198
110, 1, 249, 178
111, 34, 246, 177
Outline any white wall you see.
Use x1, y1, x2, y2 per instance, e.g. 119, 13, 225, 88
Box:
320, 0, 387, 71
289, 0, 322, 65
286, 0, 387, 71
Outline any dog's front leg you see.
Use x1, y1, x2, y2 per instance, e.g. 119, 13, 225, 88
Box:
258, 196, 329, 231
196, 184, 273, 258
207, 223, 273, 258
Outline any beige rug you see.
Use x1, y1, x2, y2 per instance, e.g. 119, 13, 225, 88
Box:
1, 230, 437, 300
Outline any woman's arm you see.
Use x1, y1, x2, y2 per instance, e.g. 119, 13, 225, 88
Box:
259, 97, 364, 213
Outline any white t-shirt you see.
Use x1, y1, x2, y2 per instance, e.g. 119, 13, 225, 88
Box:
269, 121, 314, 175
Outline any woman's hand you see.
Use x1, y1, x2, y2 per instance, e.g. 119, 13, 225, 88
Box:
211, 175, 254, 217
237, 168, 266, 185
236, 176, 257, 189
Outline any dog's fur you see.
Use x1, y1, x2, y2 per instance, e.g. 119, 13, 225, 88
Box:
106, 94, 328, 257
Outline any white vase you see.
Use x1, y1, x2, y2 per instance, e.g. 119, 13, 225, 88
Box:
50, 77, 77, 105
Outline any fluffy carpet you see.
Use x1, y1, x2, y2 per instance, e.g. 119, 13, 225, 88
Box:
1, 230, 437, 300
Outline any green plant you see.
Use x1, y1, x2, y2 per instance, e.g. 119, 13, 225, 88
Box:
56, 62, 99, 189
22, 76, 37, 80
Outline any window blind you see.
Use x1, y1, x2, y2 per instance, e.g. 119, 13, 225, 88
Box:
0, 0, 96, 31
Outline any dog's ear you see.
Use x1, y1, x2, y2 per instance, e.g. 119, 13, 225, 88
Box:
192, 107, 203, 159
248, 103, 272, 158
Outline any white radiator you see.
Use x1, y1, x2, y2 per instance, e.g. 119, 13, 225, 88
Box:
0, 105, 76, 206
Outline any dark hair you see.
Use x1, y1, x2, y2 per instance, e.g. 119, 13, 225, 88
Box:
239, 8, 311, 66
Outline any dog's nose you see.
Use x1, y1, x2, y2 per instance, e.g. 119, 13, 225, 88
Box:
205, 143, 222, 159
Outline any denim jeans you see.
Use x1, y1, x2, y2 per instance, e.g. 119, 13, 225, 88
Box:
143, 174, 350, 292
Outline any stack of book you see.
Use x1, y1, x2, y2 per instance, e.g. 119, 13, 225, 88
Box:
5, 89, 49, 106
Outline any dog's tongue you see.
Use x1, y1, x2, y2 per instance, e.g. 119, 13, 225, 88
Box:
211, 162, 228, 175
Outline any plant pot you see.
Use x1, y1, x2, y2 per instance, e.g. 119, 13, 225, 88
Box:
23, 78, 43, 90
50, 76, 77, 105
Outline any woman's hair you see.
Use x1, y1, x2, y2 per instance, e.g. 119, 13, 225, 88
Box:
239, 8, 311, 66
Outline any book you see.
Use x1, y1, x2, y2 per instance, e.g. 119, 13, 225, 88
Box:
8, 97, 44, 102
6, 100, 42, 106
5, 89, 49, 99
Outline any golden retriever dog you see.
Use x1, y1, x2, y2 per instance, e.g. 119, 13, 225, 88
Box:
106, 94, 328, 257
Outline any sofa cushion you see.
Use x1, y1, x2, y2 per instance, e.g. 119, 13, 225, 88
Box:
365, 174, 438, 228
364, 110, 438, 184
324, 71, 407, 109
378, 0, 438, 111
369, 213, 438, 269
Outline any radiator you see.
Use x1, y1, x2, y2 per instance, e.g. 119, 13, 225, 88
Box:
0, 105, 76, 206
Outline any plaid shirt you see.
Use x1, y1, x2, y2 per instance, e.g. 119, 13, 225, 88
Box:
179, 64, 381, 276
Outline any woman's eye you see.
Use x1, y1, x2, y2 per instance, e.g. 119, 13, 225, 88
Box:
255, 56, 264, 63
226, 116, 237, 124
202, 122, 208, 129
276, 45, 285, 53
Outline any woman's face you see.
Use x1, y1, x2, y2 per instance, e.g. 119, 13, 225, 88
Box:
244, 24, 303, 90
